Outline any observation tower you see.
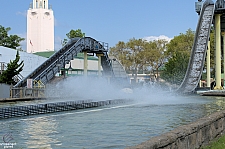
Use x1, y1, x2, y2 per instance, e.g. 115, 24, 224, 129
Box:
27, 0, 54, 53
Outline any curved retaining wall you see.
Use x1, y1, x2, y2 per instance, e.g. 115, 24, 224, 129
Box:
127, 110, 225, 149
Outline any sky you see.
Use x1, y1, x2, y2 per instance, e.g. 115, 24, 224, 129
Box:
0, 0, 201, 51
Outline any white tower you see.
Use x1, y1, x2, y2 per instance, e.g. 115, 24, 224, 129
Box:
27, 0, 54, 53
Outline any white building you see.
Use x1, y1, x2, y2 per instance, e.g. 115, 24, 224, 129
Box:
0, 46, 47, 77
27, 0, 54, 53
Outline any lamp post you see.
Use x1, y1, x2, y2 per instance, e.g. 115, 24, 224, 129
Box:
68, 62, 73, 76
63, 56, 66, 78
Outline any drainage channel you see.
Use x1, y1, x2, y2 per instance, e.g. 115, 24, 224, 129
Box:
0, 99, 130, 119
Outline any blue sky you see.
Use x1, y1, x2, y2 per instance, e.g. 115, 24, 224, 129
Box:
0, 0, 200, 50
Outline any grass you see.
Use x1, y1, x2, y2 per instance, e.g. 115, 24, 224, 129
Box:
201, 134, 225, 149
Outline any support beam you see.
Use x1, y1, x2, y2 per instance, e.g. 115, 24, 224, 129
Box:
83, 51, 88, 76
215, 14, 222, 90
199, 80, 202, 87
223, 32, 225, 88
207, 40, 211, 88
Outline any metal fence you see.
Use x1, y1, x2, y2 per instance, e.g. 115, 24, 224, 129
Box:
11, 87, 45, 98
0, 99, 128, 119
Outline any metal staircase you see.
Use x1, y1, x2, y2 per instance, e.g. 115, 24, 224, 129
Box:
14, 37, 114, 88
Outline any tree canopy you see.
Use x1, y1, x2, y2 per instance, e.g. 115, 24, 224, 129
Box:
0, 25, 25, 49
161, 29, 195, 85
0, 51, 24, 85
144, 39, 168, 79
62, 29, 85, 46
109, 38, 168, 82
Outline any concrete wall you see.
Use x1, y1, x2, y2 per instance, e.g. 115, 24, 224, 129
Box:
127, 110, 225, 149
0, 84, 10, 98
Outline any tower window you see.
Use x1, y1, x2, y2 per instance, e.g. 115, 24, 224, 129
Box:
44, 1, 46, 9
31, 12, 37, 15
45, 12, 50, 16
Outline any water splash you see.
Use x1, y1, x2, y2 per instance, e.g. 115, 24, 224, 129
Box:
46, 76, 131, 101
45, 76, 211, 105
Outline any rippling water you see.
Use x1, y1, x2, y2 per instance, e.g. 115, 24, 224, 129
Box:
1, 95, 225, 149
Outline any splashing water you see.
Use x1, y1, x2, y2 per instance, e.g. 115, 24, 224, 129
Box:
45, 76, 210, 105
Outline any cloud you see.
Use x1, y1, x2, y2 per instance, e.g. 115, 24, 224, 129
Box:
16, 11, 27, 17
143, 35, 173, 42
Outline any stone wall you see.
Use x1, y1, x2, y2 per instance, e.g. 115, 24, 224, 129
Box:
127, 110, 225, 149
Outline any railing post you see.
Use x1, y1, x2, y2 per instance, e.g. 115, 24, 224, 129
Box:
20, 87, 23, 98
10, 85, 12, 98
23, 87, 26, 97
83, 51, 88, 76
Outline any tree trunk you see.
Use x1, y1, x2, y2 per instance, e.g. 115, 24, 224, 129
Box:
156, 67, 159, 81
134, 67, 138, 83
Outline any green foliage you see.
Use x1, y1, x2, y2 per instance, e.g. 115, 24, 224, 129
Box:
66, 29, 85, 39
62, 29, 85, 46
201, 134, 225, 149
0, 25, 24, 49
161, 52, 190, 84
144, 39, 168, 78
0, 51, 24, 85
161, 29, 195, 85
109, 38, 168, 82
166, 29, 194, 57
109, 39, 145, 80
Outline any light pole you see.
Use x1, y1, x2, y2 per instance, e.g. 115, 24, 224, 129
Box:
68, 61, 73, 76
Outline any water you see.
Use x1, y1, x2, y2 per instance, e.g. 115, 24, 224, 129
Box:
0, 95, 225, 149
1, 77, 225, 148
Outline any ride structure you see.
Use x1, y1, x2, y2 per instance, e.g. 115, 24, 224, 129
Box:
176, 0, 214, 93
14, 37, 128, 89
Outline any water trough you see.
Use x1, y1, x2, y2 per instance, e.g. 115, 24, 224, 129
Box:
0, 99, 129, 119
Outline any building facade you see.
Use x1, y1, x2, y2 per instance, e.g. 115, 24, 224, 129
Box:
0, 46, 47, 78
27, 0, 54, 53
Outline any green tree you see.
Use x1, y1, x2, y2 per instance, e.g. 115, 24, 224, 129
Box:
161, 52, 190, 84
161, 29, 195, 85
0, 51, 24, 85
144, 39, 168, 79
109, 38, 147, 82
62, 29, 85, 46
126, 38, 146, 82
109, 38, 168, 82
109, 41, 131, 70
0, 25, 25, 49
